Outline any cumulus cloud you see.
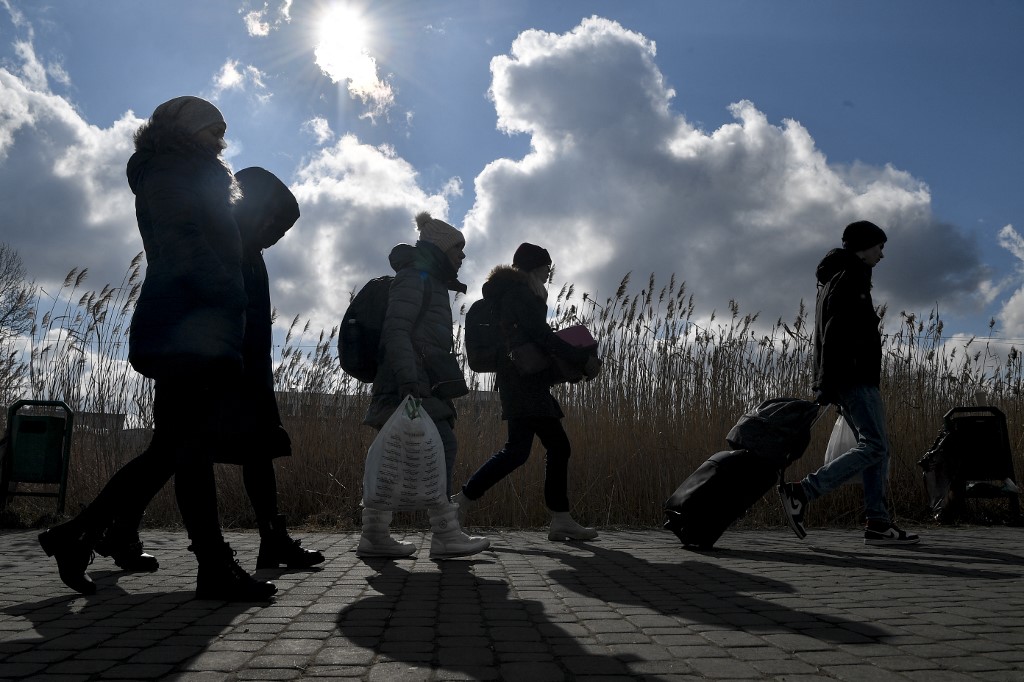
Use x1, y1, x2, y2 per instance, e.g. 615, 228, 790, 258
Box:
266, 134, 459, 332
0, 37, 140, 295
463, 16, 989, 332
995, 225, 1024, 336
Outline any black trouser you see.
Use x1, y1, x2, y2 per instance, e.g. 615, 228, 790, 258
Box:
462, 416, 572, 512
75, 377, 242, 544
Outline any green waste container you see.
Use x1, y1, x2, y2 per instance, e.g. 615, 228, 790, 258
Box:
1, 400, 74, 514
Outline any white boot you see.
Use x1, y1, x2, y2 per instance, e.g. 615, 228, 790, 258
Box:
429, 502, 490, 559
450, 491, 475, 526
549, 512, 598, 541
357, 508, 417, 558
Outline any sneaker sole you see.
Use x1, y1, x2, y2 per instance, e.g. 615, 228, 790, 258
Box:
865, 537, 921, 546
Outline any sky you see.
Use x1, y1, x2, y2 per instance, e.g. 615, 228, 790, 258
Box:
2, 0, 1023, 366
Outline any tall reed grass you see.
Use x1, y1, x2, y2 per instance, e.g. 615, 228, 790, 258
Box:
2, 265, 1021, 532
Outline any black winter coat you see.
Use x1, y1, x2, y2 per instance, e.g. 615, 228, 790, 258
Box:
126, 127, 246, 381
483, 266, 591, 420
812, 248, 882, 397
363, 241, 467, 428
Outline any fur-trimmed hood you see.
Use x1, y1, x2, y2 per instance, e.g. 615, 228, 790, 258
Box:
482, 264, 534, 302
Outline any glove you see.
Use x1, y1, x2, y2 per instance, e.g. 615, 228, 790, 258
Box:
583, 355, 602, 380
399, 382, 422, 399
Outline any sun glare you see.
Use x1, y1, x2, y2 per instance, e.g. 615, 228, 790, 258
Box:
314, 4, 376, 87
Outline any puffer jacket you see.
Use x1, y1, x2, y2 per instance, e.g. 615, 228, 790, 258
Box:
363, 241, 466, 428
812, 247, 883, 397
126, 125, 246, 380
484, 265, 592, 420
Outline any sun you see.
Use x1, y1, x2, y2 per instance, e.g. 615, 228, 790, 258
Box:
314, 4, 376, 87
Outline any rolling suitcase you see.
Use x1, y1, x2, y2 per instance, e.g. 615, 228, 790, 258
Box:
664, 398, 821, 548
663, 449, 782, 548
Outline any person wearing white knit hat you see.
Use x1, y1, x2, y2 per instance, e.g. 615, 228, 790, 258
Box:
358, 211, 489, 560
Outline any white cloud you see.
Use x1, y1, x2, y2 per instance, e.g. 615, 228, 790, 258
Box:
463, 16, 989, 332
212, 59, 268, 100
266, 134, 458, 332
302, 117, 335, 145
243, 10, 270, 37
313, 5, 395, 121
995, 225, 1024, 337
0, 43, 140, 296
240, 1, 292, 36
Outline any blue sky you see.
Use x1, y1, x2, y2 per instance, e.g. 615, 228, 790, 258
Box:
2, 0, 1023, 362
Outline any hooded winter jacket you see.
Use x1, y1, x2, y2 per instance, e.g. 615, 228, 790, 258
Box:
812, 247, 882, 397
483, 265, 592, 420
126, 125, 245, 380
363, 241, 467, 428
215, 178, 299, 462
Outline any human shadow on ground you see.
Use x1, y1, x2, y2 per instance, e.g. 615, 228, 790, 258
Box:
335, 559, 682, 681
514, 542, 890, 643
0, 530, 256, 679
1, 581, 253, 678
687, 541, 1024, 579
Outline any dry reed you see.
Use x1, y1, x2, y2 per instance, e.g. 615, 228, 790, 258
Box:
2, 264, 1021, 533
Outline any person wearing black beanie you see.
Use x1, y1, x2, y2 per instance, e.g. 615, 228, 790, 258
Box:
779, 220, 920, 547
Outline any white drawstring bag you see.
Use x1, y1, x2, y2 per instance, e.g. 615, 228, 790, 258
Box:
824, 414, 860, 486
362, 396, 447, 511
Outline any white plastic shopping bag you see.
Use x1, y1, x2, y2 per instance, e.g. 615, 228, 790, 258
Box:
824, 414, 860, 485
362, 396, 447, 511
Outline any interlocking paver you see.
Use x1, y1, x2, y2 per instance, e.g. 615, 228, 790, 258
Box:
1, 526, 1022, 680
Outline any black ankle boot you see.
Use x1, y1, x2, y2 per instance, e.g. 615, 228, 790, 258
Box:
38, 524, 97, 595
95, 521, 159, 572
190, 540, 277, 602
256, 514, 325, 569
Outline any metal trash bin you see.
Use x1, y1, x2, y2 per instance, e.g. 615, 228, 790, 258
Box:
1, 400, 75, 514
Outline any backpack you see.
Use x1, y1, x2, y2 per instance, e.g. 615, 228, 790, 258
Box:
725, 398, 822, 466
464, 298, 503, 373
338, 274, 431, 383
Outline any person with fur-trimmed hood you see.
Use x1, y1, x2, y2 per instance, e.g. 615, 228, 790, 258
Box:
452, 243, 601, 542
357, 212, 490, 560
38, 96, 277, 602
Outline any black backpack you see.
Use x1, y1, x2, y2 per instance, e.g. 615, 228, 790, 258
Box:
339, 274, 431, 383
464, 298, 503, 373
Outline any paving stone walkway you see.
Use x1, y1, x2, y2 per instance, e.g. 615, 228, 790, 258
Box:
1, 525, 1022, 680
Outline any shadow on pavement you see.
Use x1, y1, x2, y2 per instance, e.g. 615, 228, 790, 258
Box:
520, 542, 891, 643
336, 558, 673, 681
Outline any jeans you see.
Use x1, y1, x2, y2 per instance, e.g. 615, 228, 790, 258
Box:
462, 416, 572, 512
434, 418, 458, 498
801, 384, 890, 522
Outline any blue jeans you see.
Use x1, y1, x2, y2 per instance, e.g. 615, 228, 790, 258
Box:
801, 384, 890, 522
434, 418, 458, 498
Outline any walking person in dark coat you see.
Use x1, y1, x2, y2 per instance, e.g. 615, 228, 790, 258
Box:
357, 212, 490, 559
452, 243, 601, 541
38, 96, 277, 600
88, 167, 324, 573
778, 220, 920, 546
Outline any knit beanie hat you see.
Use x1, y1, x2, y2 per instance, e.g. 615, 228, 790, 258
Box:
151, 96, 226, 136
415, 212, 465, 252
842, 220, 887, 252
512, 243, 552, 271
234, 167, 300, 226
